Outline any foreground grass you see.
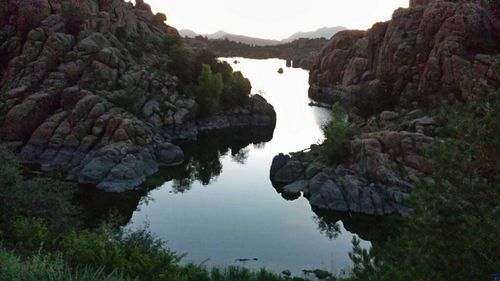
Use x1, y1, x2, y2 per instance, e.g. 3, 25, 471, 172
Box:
0, 249, 303, 281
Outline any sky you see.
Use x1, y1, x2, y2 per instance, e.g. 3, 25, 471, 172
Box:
141, 0, 409, 40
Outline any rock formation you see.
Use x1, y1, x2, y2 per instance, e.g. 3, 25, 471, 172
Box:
271, 0, 499, 216
0, 0, 276, 192
309, 0, 499, 108
270, 110, 438, 216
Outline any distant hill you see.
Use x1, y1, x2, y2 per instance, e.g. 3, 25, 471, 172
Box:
179, 27, 346, 46
179, 29, 199, 38
282, 26, 346, 42
206, 31, 281, 46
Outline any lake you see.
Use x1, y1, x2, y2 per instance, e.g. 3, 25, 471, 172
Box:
120, 58, 373, 275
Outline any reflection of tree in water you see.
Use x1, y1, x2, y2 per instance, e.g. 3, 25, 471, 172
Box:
252, 142, 267, 150
270, 179, 398, 243
76, 126, 274, 226
313, 214, 341, 240
312, 208, 400, 243
231, 148, 249, 165
168, 128, 273, 192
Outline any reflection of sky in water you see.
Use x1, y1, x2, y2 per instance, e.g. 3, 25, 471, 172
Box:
127, 58, 371, 275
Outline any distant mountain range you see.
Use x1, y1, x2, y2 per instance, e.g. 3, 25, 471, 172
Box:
179, 26, 346, 46
282, 27, 347, 43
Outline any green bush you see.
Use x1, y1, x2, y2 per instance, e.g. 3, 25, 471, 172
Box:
221, 70, 251, 108
0, 149, 79, 232
321, 103, 354, 164
195, 64, 224, 116
61, 226, 179, 280
9, 217, 50, 252
0, 249, 125, 281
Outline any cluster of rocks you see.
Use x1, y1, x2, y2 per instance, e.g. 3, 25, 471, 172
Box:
309, 0, 499, 108
270, 111, 439, 216
0, 0, 276, 192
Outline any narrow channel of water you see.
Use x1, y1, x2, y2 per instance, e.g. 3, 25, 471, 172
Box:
124, 58, 373, 274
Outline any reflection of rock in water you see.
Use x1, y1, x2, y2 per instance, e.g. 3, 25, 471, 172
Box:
271, 181, 302, 201
271, 181, 396, 242
76, 126, 275, 227
312, 208, 399, 243
75, 187, 147, 228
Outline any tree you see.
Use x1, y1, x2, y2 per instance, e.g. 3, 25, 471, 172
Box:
195, 64, 223, 116
321, 103, 354, 164
221, 71, 251, 108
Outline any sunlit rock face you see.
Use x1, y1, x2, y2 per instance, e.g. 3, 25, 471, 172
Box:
0, 0, 276, 192
309, 0, 499, 110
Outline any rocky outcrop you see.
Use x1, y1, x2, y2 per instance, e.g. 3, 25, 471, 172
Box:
0, 0, 276, 192
309, 0, 499, 109
270, 108, 440, 216
271, 0, 499, 216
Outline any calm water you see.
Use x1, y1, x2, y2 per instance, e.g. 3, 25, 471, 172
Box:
125, 58, 372, 274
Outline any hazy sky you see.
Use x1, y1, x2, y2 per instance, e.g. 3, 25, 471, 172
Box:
141, 0, 409, 40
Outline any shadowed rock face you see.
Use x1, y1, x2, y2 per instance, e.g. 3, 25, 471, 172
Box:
270, 124, 435, 216
0, 0, 276, 192
309, 0, 499, 108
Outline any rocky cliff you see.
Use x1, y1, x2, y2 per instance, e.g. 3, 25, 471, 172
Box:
271, 0, 499, 216
309, 0, 499, 108
0, 0, 276, 192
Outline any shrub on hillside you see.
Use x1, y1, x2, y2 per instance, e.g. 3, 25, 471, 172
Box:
321, 103, 354, 164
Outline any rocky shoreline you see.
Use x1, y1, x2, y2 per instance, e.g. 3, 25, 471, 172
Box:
270, 0, 499, 217
270, 110, 439, 216
0, 0, 276, 192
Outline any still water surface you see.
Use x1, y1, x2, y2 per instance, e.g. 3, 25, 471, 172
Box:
126, 58, 371, 274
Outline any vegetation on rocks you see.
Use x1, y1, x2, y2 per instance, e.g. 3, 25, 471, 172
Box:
193, 62, 252, 116
321, 104, 354, 164
345, 88, 500, 281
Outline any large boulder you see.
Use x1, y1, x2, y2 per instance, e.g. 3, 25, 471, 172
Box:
270, 158, 305, 184
156, 143, 184, 166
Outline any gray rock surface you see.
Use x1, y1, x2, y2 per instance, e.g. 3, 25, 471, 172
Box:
270, 110, 435, 216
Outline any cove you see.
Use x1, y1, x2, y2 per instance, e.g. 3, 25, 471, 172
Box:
88, 58, 377, 275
